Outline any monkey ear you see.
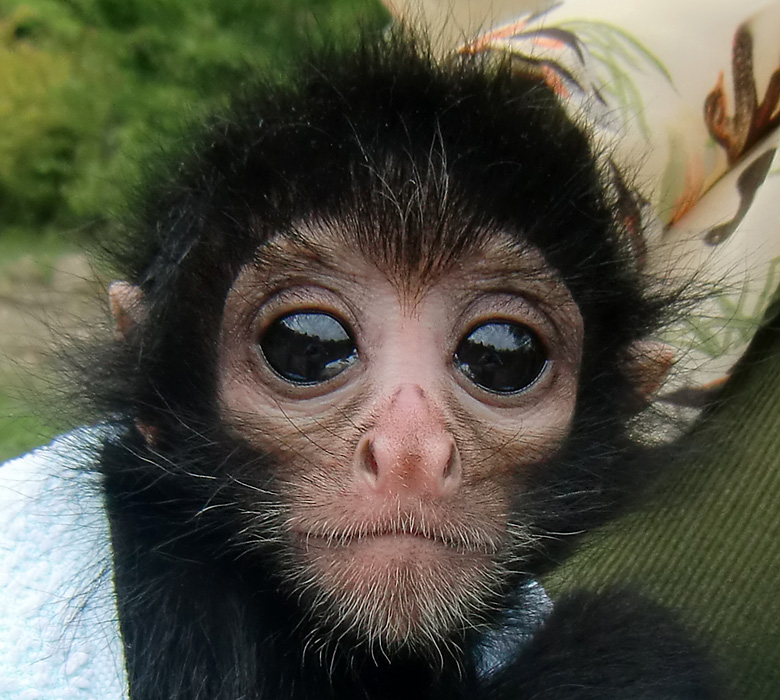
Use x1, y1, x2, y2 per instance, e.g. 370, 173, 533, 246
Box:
623, 340, 676, 402
108, 281, 146, 340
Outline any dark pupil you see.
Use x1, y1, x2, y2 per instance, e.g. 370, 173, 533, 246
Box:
454, 322, 547, 393
260, 312, 357, 384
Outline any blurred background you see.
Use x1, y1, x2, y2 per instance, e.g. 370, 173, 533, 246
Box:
0, 0, 387, 461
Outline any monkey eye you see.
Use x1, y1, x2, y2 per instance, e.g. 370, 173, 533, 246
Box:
259, 311, 358, 385
454, 321, 548, 394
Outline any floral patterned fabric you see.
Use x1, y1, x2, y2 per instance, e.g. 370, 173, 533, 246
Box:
383, 0, 780, 434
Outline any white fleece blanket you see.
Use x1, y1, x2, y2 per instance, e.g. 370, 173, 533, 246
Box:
0, 431, 129, 699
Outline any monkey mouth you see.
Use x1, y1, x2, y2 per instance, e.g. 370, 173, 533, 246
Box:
291, 522, 500, 555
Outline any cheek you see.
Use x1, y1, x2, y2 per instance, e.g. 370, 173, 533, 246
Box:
220, 383, 355, 477
217, 369, 365, 509
524, 362, 579, 447
460, 378, 580, 479
513, 393, 578, 463
217, 342, 316, 449
218, 368, 276, 431
217, 325, 259, 418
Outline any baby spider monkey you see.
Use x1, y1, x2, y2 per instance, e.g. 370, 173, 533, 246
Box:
77, 31, 717, 700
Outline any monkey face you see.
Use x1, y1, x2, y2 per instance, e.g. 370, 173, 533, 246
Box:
215, 223, 583, 651
100, 39, 672, 665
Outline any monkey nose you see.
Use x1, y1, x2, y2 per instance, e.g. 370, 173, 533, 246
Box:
354, 430, 462, 499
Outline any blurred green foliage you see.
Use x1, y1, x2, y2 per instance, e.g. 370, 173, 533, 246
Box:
0, 0, 387, 239
0, 391, 49, 460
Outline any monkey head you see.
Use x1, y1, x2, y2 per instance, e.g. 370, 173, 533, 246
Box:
99, 37, 671, 655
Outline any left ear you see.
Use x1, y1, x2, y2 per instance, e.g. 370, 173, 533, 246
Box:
108, 281, 146, 340
623, 340, 676, 402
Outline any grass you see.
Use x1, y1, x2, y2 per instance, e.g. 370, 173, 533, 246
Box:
0, 389, 52, 462
0, 229, 76, 461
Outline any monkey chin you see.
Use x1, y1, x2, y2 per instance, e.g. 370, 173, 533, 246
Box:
287, 532, 503, 656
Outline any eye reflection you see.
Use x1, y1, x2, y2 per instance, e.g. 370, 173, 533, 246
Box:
454, 321, 547, 394
260, 311, 357, 385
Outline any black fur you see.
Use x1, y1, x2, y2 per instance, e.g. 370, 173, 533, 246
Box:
79, 34, 714, 699
486, 589, 718, 700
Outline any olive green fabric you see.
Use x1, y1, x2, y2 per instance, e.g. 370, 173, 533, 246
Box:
544, 325, 780, 698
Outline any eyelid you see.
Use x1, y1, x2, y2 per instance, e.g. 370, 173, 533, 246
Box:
452, 293, 558, 357
457, 317, 551, 354
253, 286, 361, 340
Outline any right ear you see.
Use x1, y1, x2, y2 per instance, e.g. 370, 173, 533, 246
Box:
622, 339, 676, 403
108, 281, 146, 340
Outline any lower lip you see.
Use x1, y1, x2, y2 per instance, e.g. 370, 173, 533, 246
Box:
296, 531, 481, 562
298, 531, 442, 547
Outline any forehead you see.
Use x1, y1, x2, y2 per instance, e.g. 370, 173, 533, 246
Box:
246, 220, 570, 304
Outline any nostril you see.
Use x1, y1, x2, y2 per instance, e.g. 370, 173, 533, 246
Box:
355, 435, 380, 483
443, 449, 455, 479
366, 441, 379, 477
441, 440, 462, 493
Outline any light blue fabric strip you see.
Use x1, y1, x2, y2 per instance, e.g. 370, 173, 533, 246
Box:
473, 579, 552, 679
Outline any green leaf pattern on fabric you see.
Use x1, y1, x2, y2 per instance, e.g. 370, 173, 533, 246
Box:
555, 19, 673, 138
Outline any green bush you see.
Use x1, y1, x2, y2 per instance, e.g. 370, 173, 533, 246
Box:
0, 0, 387, 239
